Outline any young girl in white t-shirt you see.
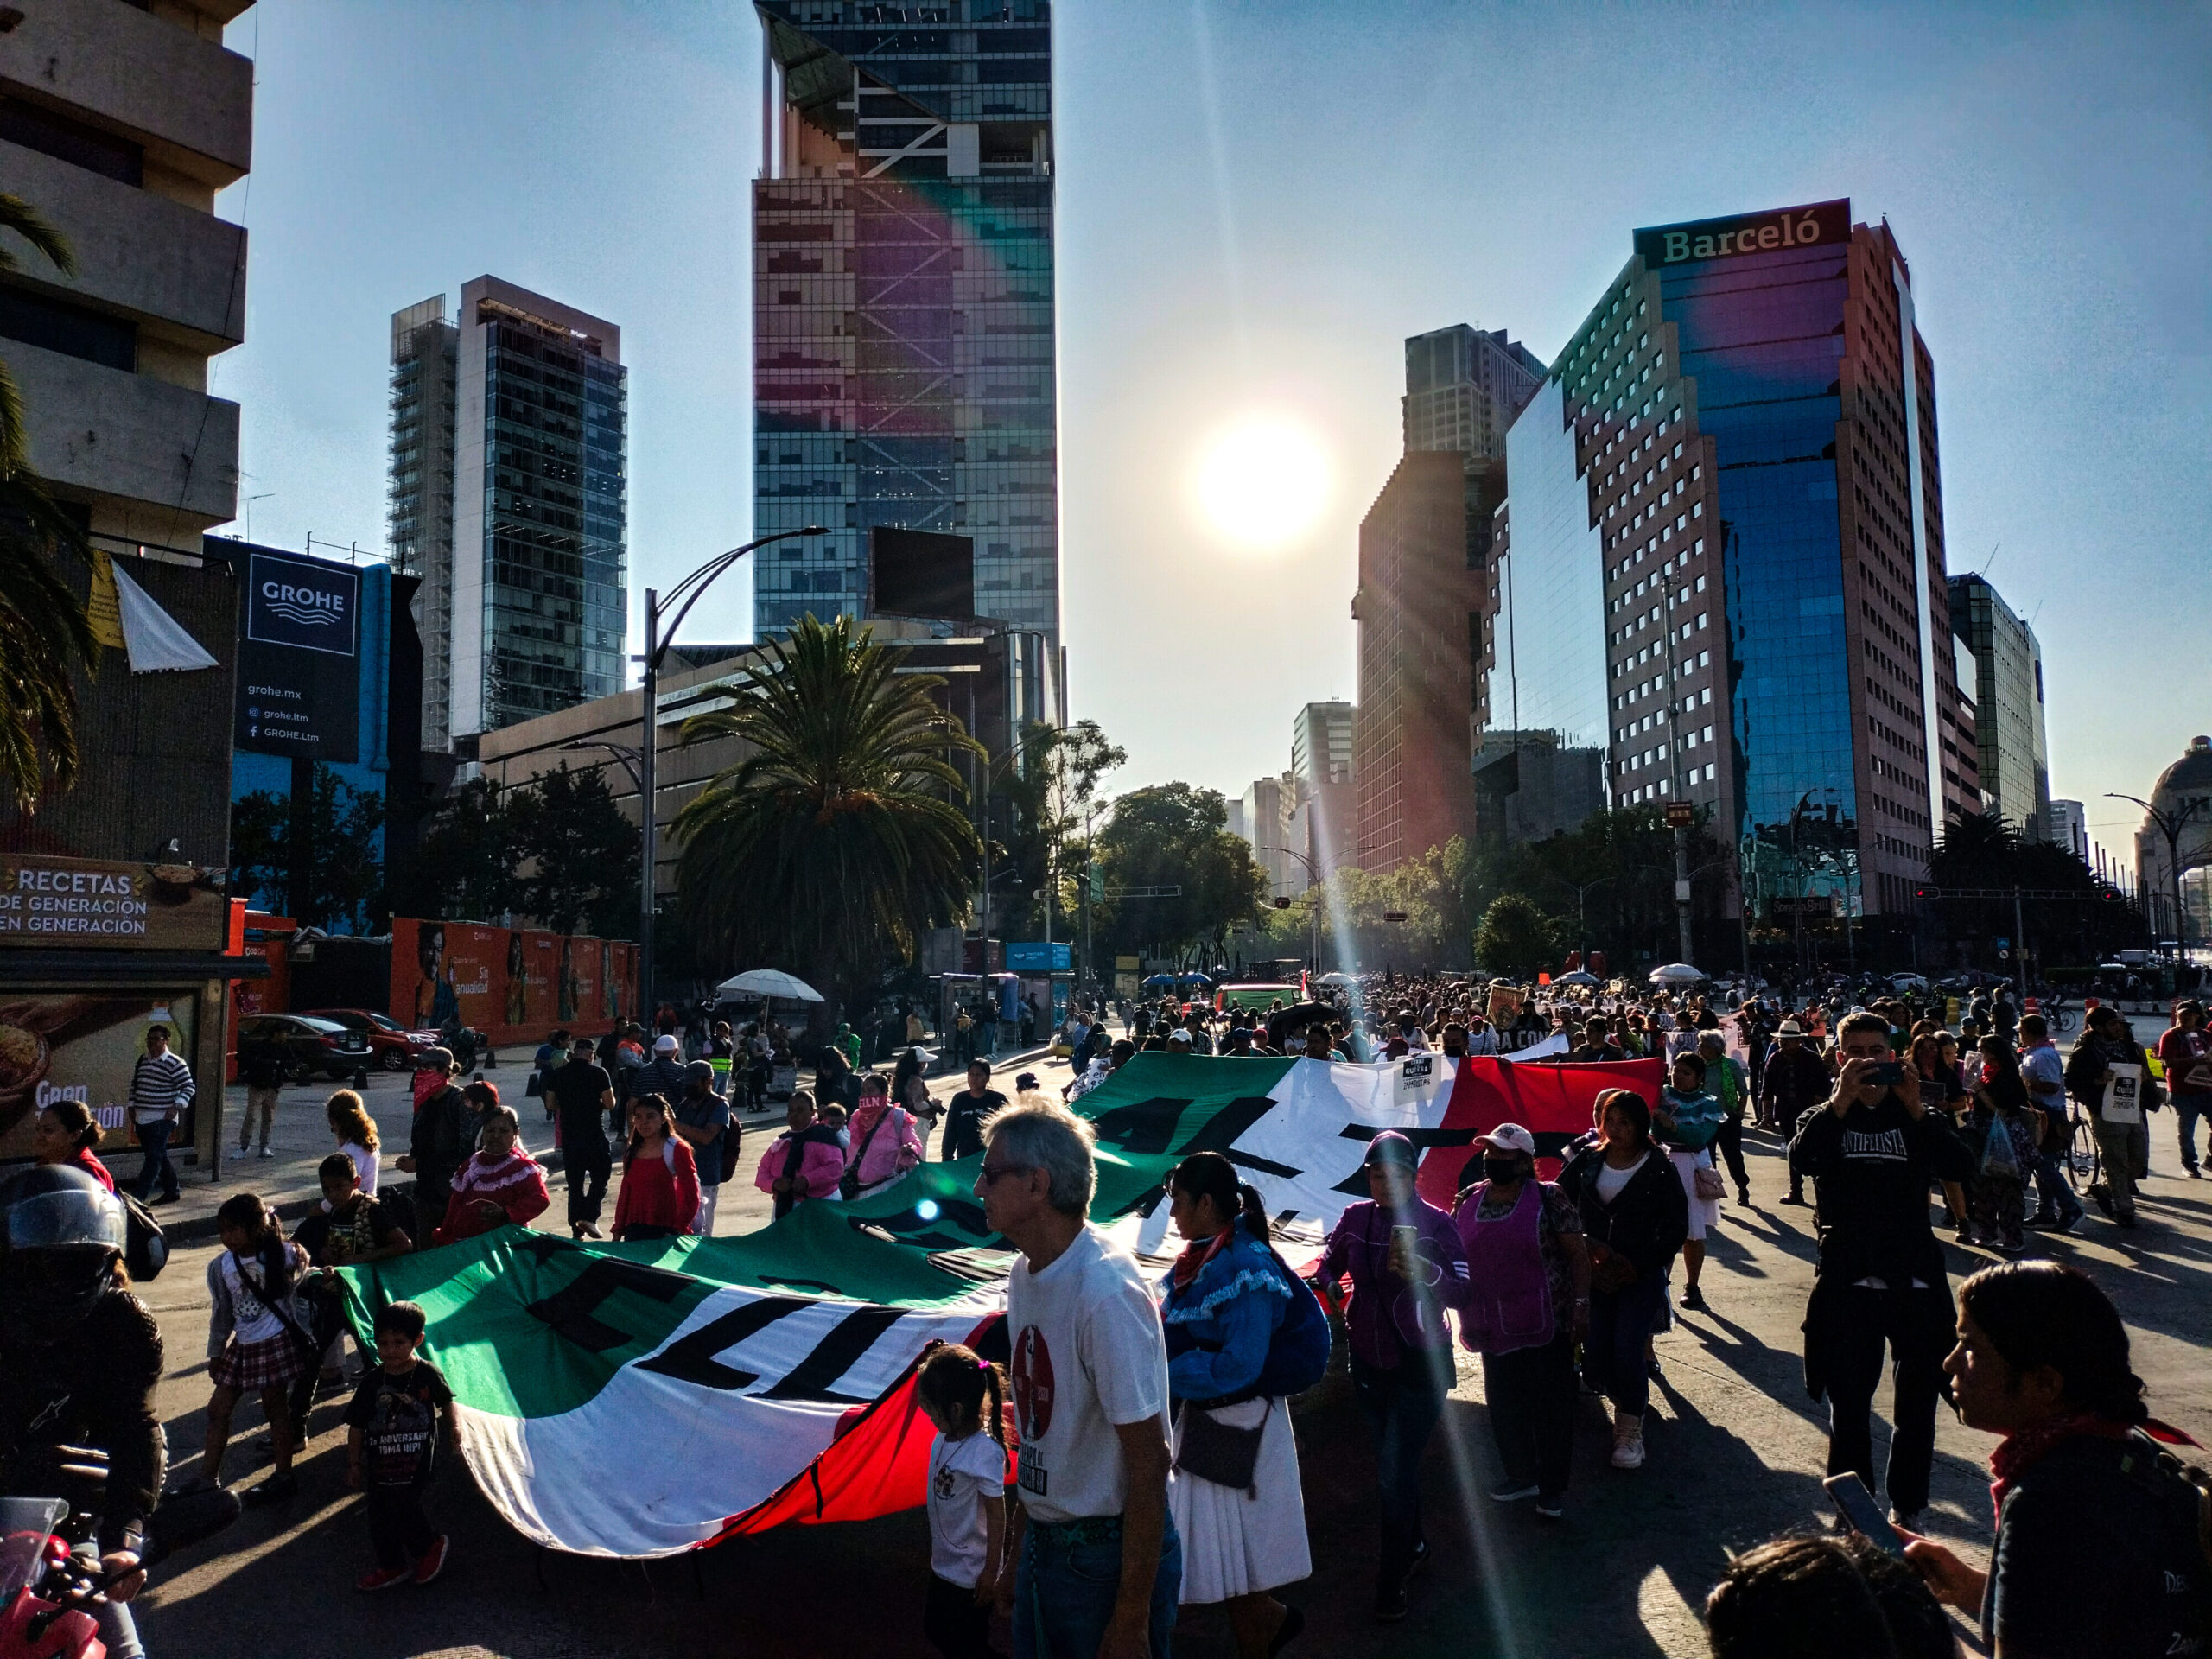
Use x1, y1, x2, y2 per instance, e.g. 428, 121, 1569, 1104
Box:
915, 1342, 1009, 1659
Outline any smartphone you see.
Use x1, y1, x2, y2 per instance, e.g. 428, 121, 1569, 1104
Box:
1866, 1061, 1905, 1086
1391, 1224, 1419, 1262
1822, 1471, 1908, 1557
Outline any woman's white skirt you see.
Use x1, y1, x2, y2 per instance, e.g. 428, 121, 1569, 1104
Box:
1169, 1395, 1312, 1604
1669, 1146, 1722, 1240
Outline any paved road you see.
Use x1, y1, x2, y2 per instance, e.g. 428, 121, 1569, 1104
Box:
124, 1087, 2212, 1658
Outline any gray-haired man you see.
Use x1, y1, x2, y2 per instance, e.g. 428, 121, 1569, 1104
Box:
976, 1102, 1180, 1659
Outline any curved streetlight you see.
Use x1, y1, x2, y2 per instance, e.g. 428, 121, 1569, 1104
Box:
2107, 791, 2211, 961
636, 525, 828, 1020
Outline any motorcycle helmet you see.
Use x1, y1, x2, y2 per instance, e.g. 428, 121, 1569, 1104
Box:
0, 1165, 126, 1342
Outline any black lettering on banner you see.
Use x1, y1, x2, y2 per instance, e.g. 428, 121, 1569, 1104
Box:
760, 1306, 908, 1402
1330, 1124, 1480, 1196
1086, 1096, 1196, 1156
637, 1294, 813, 1389
521, 1245, 692, 1353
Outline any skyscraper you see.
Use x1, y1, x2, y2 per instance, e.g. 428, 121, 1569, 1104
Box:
1500, 199, 1979, 942
387, 277, 627, 748
751, 2, 1058, 646
1355, 327, 1543, 874
1948, 571, 2050, 840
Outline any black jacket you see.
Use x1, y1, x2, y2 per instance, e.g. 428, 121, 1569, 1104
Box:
1788, 1091, 1974, 1287
2065, 1034, 2163, 1121
410, 1083, 474, 1202
0, 1290, 165, 1552
1559, 1143, 1688, 1281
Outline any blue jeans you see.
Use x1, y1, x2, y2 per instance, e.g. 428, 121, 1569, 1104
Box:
1583, 1272, 1668, 1418
2176, 1096, 2207, 1173
1014, 1513, 1181, 1659
1350, 1348, 1451, 1586
130, 1117, 179, 1201
2029, 1147, 2082, 1224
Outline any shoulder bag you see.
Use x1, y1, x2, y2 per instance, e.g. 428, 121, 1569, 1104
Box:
838, 1109, 894, 1201
1172, 1401, 1267, 1497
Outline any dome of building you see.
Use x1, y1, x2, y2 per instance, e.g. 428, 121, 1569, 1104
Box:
2152, 735, 2212, 806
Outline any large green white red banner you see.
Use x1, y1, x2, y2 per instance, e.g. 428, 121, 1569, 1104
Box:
340, 1051, 1660, 1557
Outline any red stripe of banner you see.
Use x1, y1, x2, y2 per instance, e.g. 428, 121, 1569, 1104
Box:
1415, 1055, 1669, 1205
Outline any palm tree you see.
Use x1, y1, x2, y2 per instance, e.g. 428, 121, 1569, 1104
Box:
0, 194, 98, 812
673, 614, 983, 1014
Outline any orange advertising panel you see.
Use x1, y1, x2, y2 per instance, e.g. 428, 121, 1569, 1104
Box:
389, 919, 635, 1049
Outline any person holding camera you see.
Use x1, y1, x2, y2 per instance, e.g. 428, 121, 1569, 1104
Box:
1789, 1011, 1975, 1532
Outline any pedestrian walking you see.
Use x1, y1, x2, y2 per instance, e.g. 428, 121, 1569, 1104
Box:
1559, 1090, 1687, 1472
394, 1048, 470, 1250
941, 1060, 1005, 1162
1451, 1123, 1590, 1520
612, 1093, 699, 1243
2015, 1014, 2084, 1232
326, 1090, 381, 1195
671, 1060, 733, 1236
2067, 1006, 2161, 1228
544, 1036, 615, 1238
2154, 999, 2211, 1178
1789, 1011, 1974, 1529
1897, 1262, 2209, 1658
1760, 1021, 1831, 1205
238, 1025, 284, 1160
431, 1106, 549, 1245
1157, 1152, 1313, 1657
1313, 1131, 1465, 1622
1699, 1031, 1752, 1205
202, 1193, 310, 1504
754, 1090, 846, 1218
1964, 1038, 2033, 1253
976, 1100, 1181, 1659
1657, 1052, 1724, 1309
126, 1022, 191, 1205
841, 1072, 926, 1199
344, 1300, 456, 1592
914, 1342, 1010, 1659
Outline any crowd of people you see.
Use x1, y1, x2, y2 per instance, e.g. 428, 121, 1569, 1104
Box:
3, 981, 2207, 1656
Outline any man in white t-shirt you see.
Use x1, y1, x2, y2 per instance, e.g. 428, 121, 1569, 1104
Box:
976, 1101, 1179, 1659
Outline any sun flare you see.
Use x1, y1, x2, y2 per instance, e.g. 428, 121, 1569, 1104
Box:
1192, 416, 1332, 550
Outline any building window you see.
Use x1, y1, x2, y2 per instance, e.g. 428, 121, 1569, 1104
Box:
0, 283, 135, 372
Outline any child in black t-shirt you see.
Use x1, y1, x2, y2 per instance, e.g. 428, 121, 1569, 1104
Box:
344, 1300, 458, 1592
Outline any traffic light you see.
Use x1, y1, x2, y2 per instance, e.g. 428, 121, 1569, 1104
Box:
1914, 884, 1941, 900
1274, 896, 1293, 910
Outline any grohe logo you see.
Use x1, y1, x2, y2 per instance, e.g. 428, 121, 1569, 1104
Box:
245, 552, 359, 658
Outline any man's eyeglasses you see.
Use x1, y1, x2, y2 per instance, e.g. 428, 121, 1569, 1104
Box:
977, 1161, 1032, 1185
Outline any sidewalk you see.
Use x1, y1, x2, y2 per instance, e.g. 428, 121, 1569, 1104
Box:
146, 1044, 1065, 1243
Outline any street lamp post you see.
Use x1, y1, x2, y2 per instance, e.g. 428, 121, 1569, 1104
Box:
634, 525, 827, 1024
2107, 791, 2210, 962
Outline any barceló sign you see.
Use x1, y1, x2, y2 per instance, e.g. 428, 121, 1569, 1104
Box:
1633, 199, 1852, 269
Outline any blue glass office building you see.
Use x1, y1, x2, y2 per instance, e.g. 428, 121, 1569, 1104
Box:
752, 2, 1058, 647
1501, 200, 1979, 927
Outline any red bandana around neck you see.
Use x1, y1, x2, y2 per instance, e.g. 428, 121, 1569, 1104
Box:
1171, 1225, 1235, 1292
1988, 1412, 2130, 1525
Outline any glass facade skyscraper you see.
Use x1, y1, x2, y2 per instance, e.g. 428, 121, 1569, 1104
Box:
388, 277, 628, 746
751, 1, 1058, 646
1500, 200, 1978, 933
1949, 571, 2049, 840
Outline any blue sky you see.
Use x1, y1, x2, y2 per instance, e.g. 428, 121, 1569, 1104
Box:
215, 2, 2209, 864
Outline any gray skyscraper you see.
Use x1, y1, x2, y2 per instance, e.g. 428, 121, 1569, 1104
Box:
387, 277, 627, 748
1948, 572, 2050, 841
750, 2, 1058, 646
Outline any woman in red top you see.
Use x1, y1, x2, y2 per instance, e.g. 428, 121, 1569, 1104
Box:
434, 1104, 550, 1245
613, 1092, 698, 1242
32, 1101, 116, 1192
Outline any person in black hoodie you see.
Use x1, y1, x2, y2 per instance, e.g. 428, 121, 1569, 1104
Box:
1789, 1010, 1975, 1531
395, 1049, 473, 1250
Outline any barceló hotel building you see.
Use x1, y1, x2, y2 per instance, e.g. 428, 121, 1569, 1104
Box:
1496, 199, 1980, 938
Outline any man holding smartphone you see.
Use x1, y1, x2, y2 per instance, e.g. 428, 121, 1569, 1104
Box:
1789, 1010, 1975, 1532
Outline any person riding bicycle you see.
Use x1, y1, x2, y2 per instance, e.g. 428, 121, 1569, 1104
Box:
0, 1165, 164, 1659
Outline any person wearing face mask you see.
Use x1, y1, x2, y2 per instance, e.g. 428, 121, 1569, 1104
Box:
1450, 1125, 1590, 1521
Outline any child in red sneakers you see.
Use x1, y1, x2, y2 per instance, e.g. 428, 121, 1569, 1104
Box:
344, 1300, 458, 1590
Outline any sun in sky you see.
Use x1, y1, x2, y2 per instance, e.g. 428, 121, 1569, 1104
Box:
1191, 416, 1332, 550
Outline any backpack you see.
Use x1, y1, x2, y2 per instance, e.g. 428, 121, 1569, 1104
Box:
118, 1188, 168, 1281
718, 1117, 743, 1185
1248, 1248, 1332, 1400
2116, 1427, 2212, 1648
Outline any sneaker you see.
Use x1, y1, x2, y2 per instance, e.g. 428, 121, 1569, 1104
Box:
411, 1534, 449, 1586
1891, 1508, 1923, 1534
149, 1192, 179, 1206
2052, 1211, 2082, 1234
1679, 1284, 1706, 1311
1611, 1433, 1646, 1471
356, 1566, 410, 1592
242, 1473, 297, 1508
2190, 1168, 2203, 1180
2089, 1182, 2114, 1219
1736, 1185, 1751, 1206
1488, 1480, 1540, 1503
1997, 1236, 2025, 1255
258, 1147, 276, 1160
1535, 1495, 1566, 1520
1780, 1192, 1807, 1206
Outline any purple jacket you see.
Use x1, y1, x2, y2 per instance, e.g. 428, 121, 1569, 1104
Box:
1316, 1196, 1467, 1369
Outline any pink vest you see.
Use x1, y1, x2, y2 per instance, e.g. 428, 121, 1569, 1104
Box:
1453, 1182, 1554, 1355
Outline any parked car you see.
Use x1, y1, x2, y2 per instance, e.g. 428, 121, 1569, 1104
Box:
302, 1007, 442, 1072
236, 1014, 372, 1084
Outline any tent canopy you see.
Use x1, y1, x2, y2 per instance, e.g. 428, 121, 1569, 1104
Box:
717, 969, 824, 1002
1648, 963, 1708, 987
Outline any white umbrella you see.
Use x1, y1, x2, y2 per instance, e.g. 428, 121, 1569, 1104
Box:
1648, 963, 1707, 987
1318, 972, 1358, 986
1553, 969, 1602, 987
717, 969, 824, 1002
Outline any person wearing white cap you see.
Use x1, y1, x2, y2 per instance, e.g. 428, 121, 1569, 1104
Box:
626, 1033, 690, 1109
1449, 1123, 1590, 1519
